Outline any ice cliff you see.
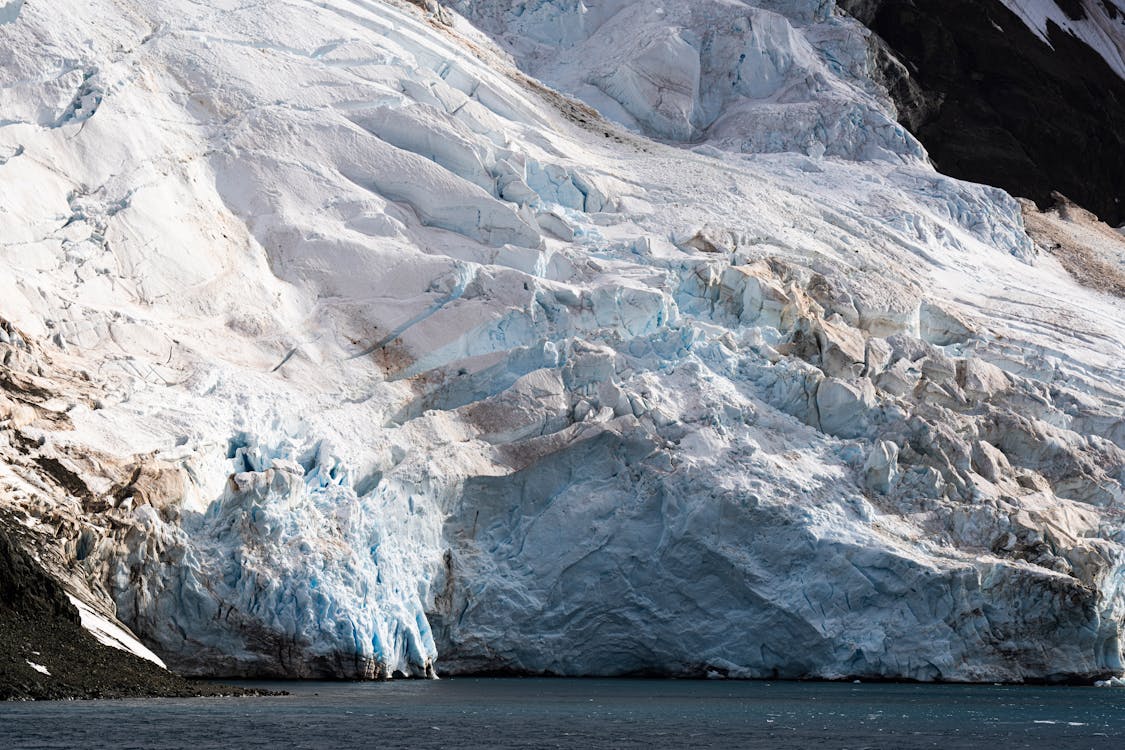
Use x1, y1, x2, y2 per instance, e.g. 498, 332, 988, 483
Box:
0, 0, 1122, 682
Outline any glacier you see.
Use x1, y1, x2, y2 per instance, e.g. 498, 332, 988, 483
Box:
0, 0, 1122, 682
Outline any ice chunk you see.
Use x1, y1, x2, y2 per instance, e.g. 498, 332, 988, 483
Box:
336, 127, 542, 249
864, 440, 900, 494
588, 27, 702, 140
348, 104, 496, 192
816, 376, 878, 439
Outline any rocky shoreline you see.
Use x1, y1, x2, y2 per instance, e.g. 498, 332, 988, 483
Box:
1, 528, 280, 701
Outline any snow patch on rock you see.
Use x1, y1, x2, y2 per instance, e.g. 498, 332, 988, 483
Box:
25, 660, 50, 676
68, 595, 167, 669
999, 0, 1125, 79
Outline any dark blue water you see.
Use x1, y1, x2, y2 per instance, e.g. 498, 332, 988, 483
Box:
2, 678, 1123, 749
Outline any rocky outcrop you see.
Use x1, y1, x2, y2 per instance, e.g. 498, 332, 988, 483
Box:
0, 320, 272, 698
0, 518, 256, 699
1020, 193, 1125, 296
840, 0, 1125, 226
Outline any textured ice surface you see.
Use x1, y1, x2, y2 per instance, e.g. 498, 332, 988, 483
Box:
449, 0, 922, 160
0, 0, 1122, 681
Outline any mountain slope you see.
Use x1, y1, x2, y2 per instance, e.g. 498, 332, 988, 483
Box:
0, 519, 256, 699
0, 0, 1122, 684
839, 0, 1125, 227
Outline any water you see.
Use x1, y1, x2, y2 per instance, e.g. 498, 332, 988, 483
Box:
2, 678, 1123, 749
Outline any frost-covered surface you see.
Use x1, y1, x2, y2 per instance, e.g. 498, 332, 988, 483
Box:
0, 0, 1122, 681
999, 0, 1125, 79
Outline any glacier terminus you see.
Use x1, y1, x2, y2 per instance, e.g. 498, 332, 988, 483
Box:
0, 0, 1123, 688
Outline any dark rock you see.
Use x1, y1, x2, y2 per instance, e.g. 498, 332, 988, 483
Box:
0, 522, 277, 700
1055, 0, 1088, 20
839, 0, 1125, 226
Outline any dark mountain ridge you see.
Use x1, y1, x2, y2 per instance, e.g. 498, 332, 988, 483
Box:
841, 0, 1125, 227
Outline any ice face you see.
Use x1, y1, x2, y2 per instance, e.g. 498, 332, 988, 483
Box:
448, 0, 924, 160
0, 0, 1121, 682
111, 435, 442, 677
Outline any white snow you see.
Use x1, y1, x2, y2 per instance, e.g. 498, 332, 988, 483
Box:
25, 660, 51, 676
0, 0, 1121, 681
68, 595, 168, 669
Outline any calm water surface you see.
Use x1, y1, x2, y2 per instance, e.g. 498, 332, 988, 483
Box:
2, 678, 1123, 749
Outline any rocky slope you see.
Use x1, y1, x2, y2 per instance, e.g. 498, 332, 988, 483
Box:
0, 519, 258, 699
839, 0, 1125, 226
1020, 194, 1125, 297
0, 0, 1122, 685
